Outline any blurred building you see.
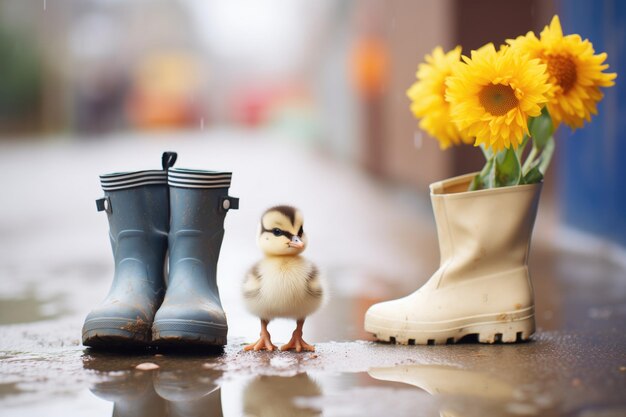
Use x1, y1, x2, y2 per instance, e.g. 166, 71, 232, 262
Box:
0, 0, 624, 254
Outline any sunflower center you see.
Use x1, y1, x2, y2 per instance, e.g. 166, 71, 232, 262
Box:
479, 84, 518, 116
546, 54, 577, 93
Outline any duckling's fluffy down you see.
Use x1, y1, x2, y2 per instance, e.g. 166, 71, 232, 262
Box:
243, 255, 324, 320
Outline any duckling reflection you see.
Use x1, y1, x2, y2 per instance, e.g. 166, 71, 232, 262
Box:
368, 365, 517, 417
83, 352, 223, 417
243, 373, 321, 417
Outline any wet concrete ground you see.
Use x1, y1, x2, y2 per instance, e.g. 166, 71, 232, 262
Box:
1, 131, 625, 416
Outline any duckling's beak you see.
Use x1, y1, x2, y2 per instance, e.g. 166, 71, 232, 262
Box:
288, 235, 304, 249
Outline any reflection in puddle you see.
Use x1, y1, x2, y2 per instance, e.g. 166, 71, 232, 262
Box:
243, 374, 321, 417
369, 364, 517, 398
154, 366, 223, 417
83, 353, 322, 417
90, 372, 167, 417
369, 364, 553, 417
81, 353, 562, 417
83, 353, 223, 417
81, 352, 425, 417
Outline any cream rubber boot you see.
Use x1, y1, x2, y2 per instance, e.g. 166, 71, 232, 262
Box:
364, 173, 542, 345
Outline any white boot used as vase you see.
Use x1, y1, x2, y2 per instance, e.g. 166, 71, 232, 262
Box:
364, 173, 542, 345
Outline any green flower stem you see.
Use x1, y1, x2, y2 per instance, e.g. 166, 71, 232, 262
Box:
537, 136, 555, 174
479, 143, 493, 159
516, 134, 530, 161
469, 154, 495, 191
522, 145, 539, 175
469, 110, 557, 190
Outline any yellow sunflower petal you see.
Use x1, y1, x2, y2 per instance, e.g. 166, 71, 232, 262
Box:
406, 46, 473, 149
445, 43, 550, 151
507, 14, 617, 130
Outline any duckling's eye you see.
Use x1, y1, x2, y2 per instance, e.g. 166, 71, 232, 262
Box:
272, 228, 283, 237
298, 226, 304, 237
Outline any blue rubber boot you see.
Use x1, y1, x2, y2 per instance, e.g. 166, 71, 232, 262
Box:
82, 152, 177, 349
152, 168, 238, 347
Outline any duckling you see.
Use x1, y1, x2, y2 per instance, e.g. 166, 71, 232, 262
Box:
243, 205, 324, 352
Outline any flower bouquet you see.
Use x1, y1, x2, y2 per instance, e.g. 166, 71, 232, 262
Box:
363, 16, 616, 345
407, 15, 616, 190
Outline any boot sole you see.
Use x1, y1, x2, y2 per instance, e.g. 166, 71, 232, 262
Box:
365, 308, 535, 345
82, 318, 151, 349
151, 319, 227, 346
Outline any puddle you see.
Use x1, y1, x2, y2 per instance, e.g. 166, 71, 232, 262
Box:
81, 363, 436, 417
0, 350, 564, 417
1, 329, 626, 417
0, 292, 68, 325
0, 382, 24, 399
79, 365, 556, 417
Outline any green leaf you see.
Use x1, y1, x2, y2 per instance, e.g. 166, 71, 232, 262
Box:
538, 136, 555, 174
469, 156, 495, 191
529, 107, 553, 150
522, 166, 544, 184
515, 134, 529, 160
494, 148, 521, 187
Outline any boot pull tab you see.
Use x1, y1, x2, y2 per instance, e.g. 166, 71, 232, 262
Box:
96, 196, 111, 213
162, 151, 178, 170
221, 196, 239, 211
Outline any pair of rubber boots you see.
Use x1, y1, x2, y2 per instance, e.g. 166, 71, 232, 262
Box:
82, 152, 238, 348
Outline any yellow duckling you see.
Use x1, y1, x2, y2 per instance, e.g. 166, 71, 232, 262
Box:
243, 206, 323, 352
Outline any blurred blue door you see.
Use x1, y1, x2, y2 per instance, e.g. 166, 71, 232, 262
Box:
559, 0, 626, 248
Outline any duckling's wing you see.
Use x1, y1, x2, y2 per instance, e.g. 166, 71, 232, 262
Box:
305, 264, 323, 298
243, 263, 262, 300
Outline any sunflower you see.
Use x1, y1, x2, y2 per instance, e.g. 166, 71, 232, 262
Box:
406, 46, 472, 149
445, 43, 551, 152
507, 15, 616, 129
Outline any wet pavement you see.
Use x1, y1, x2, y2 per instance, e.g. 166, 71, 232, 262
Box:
1, 131, 626, 416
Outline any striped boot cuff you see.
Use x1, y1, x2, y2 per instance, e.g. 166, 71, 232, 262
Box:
100, 170, 168, 191
168, 168, 232, 189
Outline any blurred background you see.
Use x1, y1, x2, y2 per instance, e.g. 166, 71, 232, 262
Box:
1, 0, 624, 241
0, 0, 625, 337
1, 2, 626, 415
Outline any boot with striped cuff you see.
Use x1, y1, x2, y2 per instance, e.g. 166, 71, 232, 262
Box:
82, 152, 177, 348
152, 168, 238, 347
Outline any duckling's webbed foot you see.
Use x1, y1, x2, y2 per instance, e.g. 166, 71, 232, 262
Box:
244, 336, 277, 351
280, 335, 314, 352
244, 319, 277, 351
280, 319, 315, 352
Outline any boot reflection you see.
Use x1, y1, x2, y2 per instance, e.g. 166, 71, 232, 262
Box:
153, 363, 223, 417
87, 368, 166, 417
83, 353, 223, 417
368, 365, 516, 417
243, 373, 321, 417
